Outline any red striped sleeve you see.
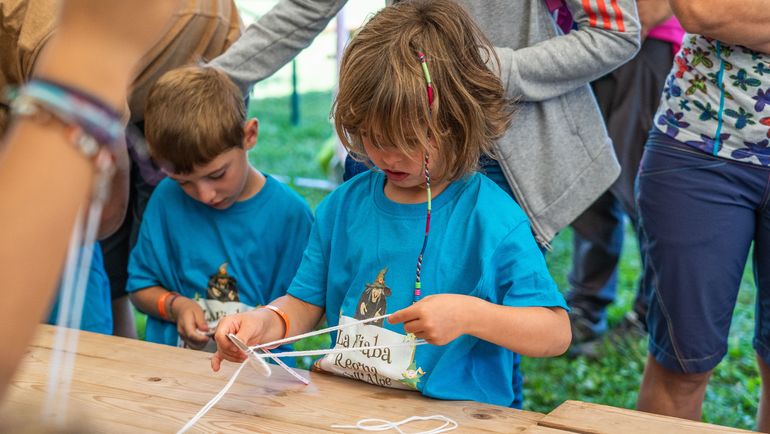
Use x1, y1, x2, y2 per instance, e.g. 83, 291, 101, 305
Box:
610, 0, 626, 32
581, 0, 598, 27
596, 0, 613, 30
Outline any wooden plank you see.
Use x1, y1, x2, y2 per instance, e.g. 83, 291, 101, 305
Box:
540, 400, 756, 434
0, 325, 544, 433
521, 426, 576, 434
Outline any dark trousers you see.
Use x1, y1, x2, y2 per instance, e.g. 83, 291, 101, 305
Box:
566, 39, 675, 329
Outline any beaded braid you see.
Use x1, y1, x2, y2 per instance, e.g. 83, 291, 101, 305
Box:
413, 51, 434, 303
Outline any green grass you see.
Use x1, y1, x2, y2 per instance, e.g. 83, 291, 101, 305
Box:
138, 90, 762, 430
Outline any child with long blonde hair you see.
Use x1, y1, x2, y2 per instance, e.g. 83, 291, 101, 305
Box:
212, 0, 570, 407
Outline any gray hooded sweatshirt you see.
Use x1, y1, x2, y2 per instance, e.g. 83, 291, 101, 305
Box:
211, 0, 640, 246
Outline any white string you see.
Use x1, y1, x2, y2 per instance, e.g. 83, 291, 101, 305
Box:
57, 199, 103, 422
179, 314, 430, 432
43, 168, 110, 426
249, 313, 392, 350
245, 341, 427, 360
43, 209, 84, 422
176, 361, 248, 434
331, 415, 459, 434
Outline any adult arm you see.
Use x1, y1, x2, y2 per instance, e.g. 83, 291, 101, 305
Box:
495, 0, 641, 102
637, 0, 673, 39
669, 0, 770, 53
97, 136, 129, 239
209, 0, 348, 95
0, 0, 178, 398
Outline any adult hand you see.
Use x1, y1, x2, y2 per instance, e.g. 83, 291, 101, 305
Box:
173, 298, 210, 350
388, 294, 473, 346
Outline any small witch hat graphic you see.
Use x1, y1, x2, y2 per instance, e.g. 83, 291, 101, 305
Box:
354, 267, 391, 327
206, 262, 239, 302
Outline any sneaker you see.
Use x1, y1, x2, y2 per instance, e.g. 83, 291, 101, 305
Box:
607, 311, 647, 344
567, 306, 608, 358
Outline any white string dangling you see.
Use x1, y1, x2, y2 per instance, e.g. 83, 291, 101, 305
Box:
177, 361, 248, 434
43, 162, 113, 426
331, 415, 459, 434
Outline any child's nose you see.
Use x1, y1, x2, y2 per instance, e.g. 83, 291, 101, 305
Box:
196, 183, 217, 203
381, 151, 402, 166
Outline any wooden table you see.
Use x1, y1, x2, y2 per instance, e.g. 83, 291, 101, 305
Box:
539, 400, 756, 434
0, 325, 546, 433
0, 326, 757, 433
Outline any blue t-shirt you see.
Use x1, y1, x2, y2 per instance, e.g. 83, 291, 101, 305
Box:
127, 174, 313, 348
288, 171, 566, 407
48, 243, 113, 335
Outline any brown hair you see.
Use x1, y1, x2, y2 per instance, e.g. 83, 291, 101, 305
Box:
334, 0, 514, 182
144, 65, 245, 174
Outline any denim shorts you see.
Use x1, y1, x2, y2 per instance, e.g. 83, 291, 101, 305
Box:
637, 130, 770, 373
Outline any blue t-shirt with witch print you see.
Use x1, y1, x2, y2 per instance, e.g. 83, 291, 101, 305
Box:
288, 171, 567, 407
127, 175, 312, 352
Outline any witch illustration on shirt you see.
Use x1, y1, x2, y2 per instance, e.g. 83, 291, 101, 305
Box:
314, 267, 427, 391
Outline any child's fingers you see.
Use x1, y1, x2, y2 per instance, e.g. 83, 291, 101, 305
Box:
210, 350, 246, 372
401, 318, 425, 336
388, 305, 420, 324
178, 314, 209, 348
211, 353, 223, 372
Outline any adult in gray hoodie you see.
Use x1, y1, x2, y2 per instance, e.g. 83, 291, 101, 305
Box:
211, 0, 641, 248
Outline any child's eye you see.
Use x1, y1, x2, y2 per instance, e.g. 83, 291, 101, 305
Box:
209, 171, 226, 180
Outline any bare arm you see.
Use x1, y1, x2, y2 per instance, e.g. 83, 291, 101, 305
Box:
212, 294, 324, 371
97, 137, 129, 239
389, 295, 571, 357
0, 0, 178, 398
670, 0, 770, 53
637, 0, 673, 39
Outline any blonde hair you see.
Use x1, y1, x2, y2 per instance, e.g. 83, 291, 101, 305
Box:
144, 65, 245, 174
334, 0, 514, 182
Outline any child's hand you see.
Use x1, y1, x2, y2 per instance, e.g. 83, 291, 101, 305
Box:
388, 294, 474, 345
173, 298, 210, 350
210, 309, 274, 372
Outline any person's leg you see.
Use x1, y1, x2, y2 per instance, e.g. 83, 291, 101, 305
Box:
752, 184, 770, 432
567, 192, 624, 343
758, 355, 770, 432
616, 39, 676, 329
637, 354, 712, 419
636, 132, 759, 419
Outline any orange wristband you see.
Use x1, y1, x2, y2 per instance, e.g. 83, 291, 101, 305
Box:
157, 291, 178, 321
262, 304, 290, 340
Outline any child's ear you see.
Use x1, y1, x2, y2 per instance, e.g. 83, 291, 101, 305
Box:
242, 118, 259, 151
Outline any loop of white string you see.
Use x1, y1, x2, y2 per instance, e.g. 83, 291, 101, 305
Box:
178, 314, 432, 433
331, 415, 458, 434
